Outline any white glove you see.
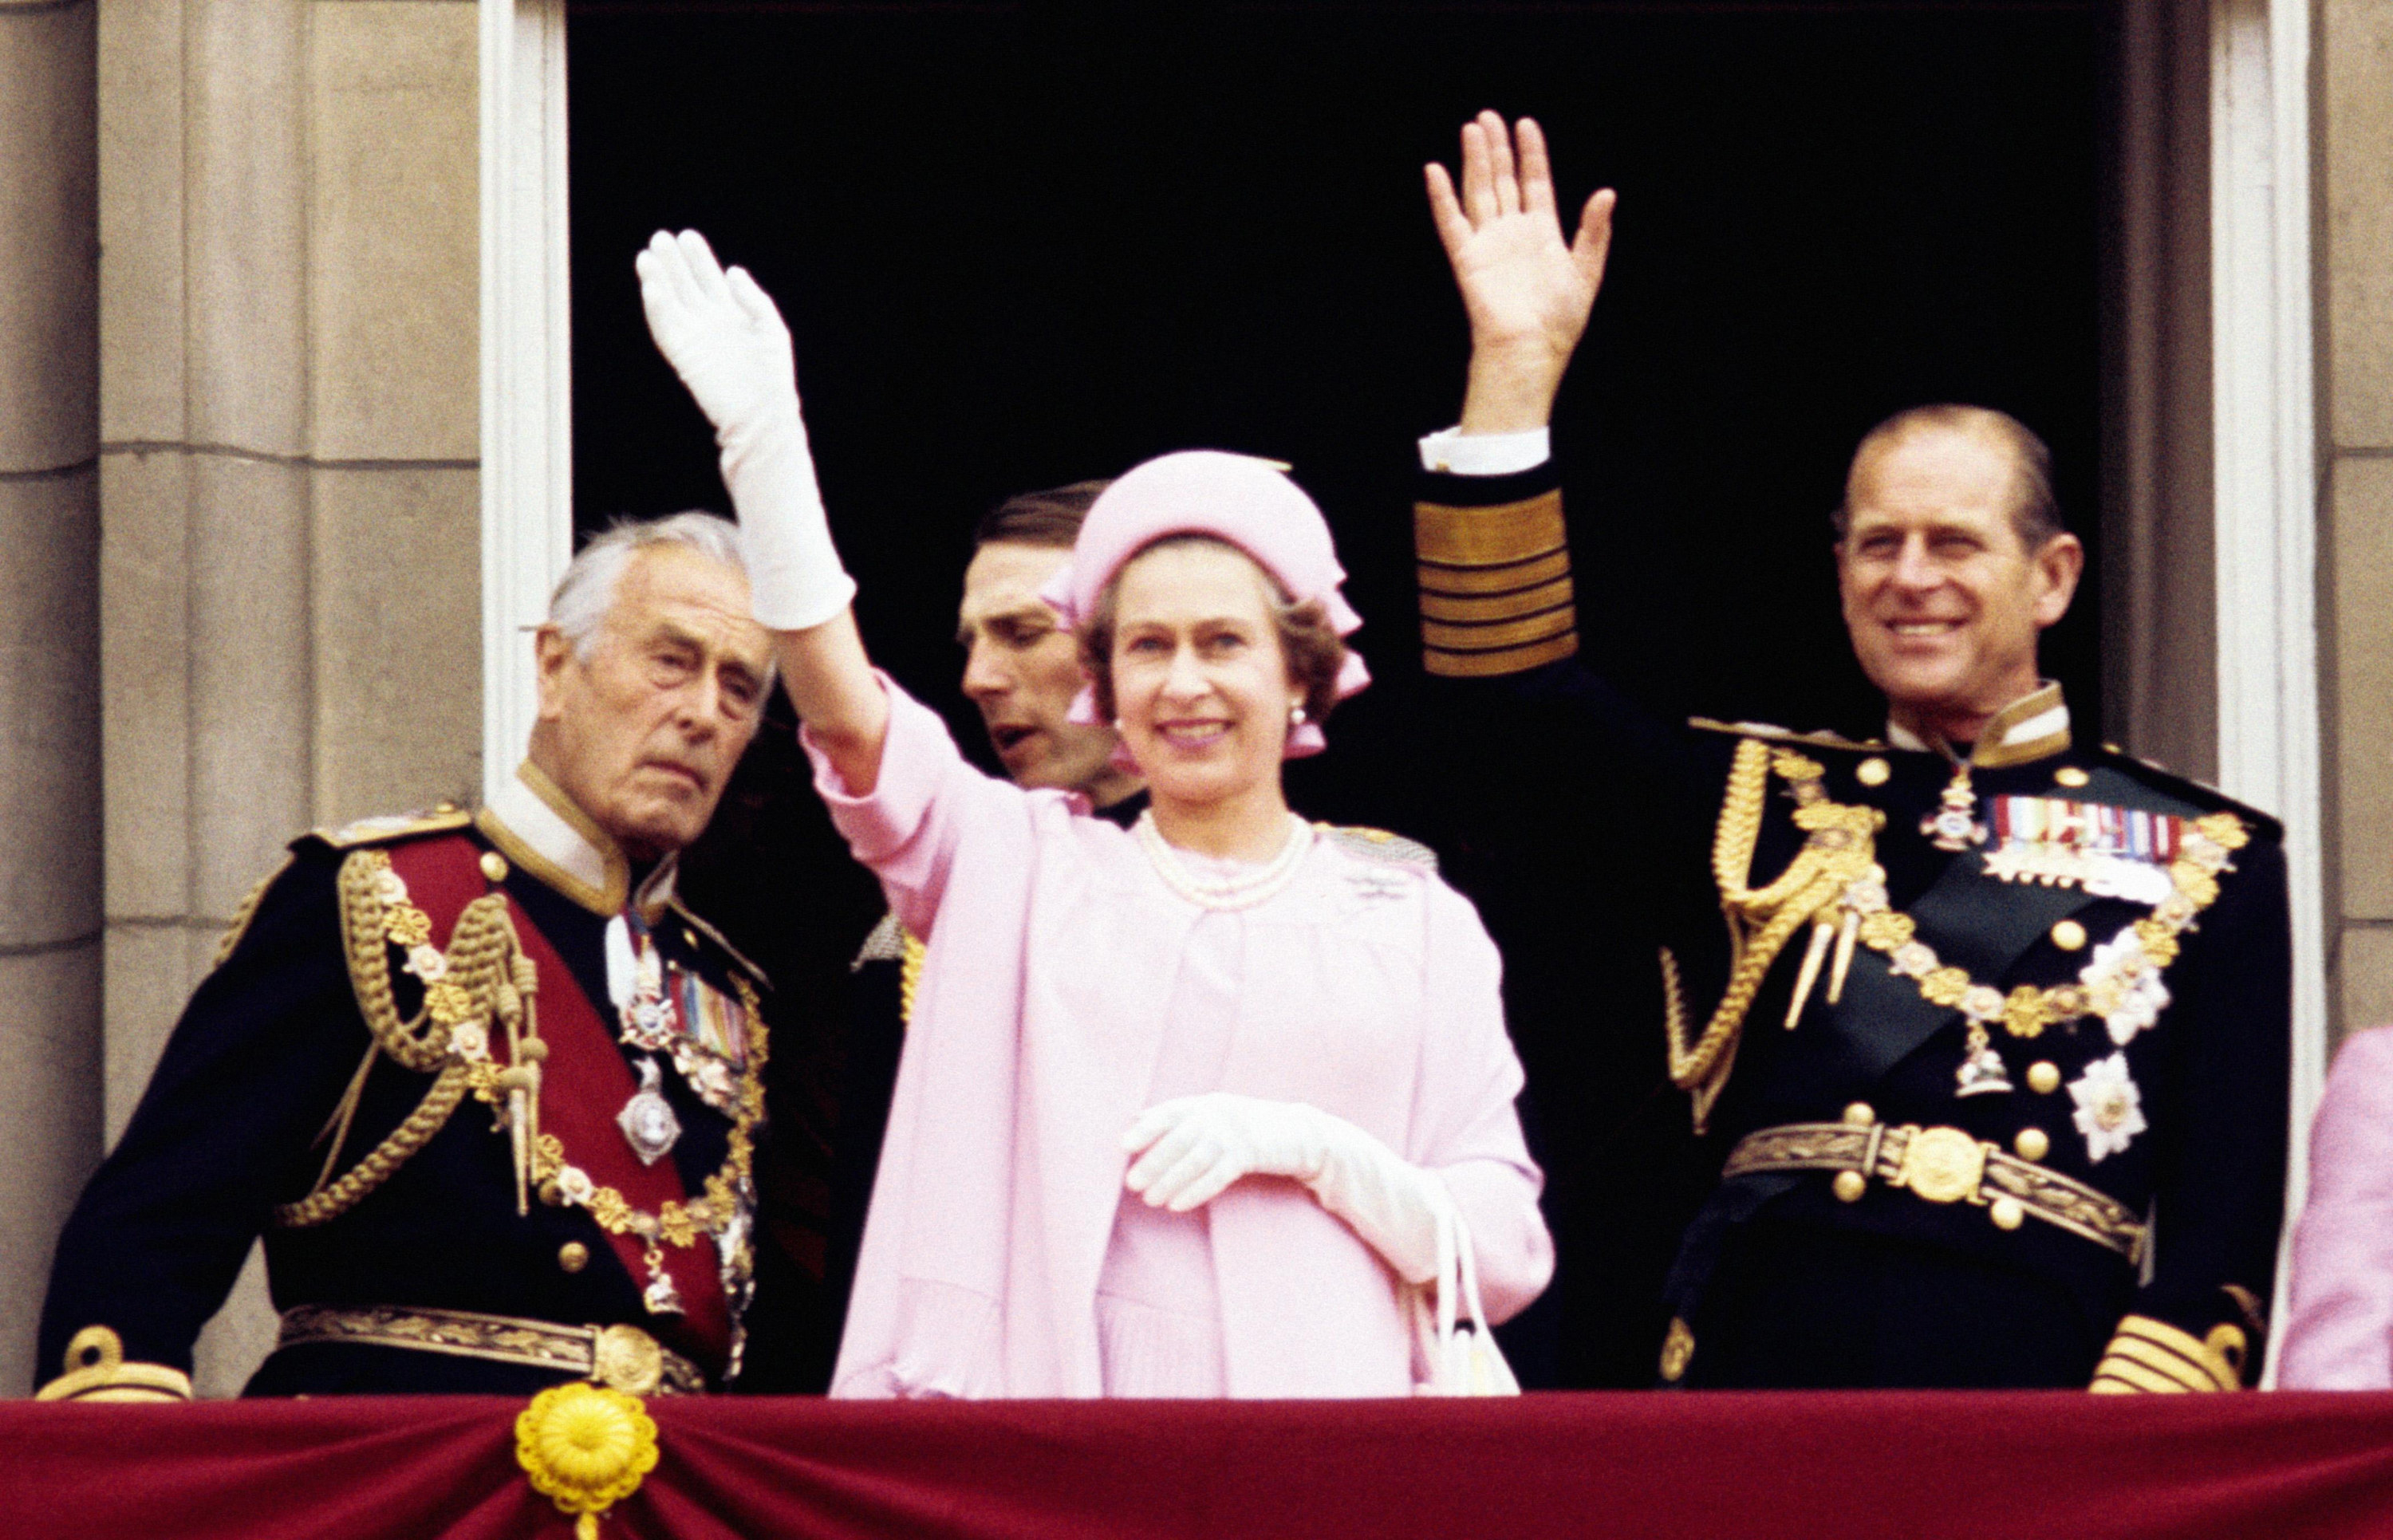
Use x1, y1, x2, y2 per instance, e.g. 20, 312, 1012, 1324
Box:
1122, 1093, 1456, 1284
635, 229, 856, 631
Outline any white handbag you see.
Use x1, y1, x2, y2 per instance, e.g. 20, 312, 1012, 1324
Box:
1410, 1207, 1521, 1396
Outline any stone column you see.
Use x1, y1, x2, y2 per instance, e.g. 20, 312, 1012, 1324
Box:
92, 0, 480, 1396
2324, 0, 2393, 1044
0, 0, 103, 1397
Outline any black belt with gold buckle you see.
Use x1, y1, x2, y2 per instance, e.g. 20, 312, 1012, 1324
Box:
1721, 1121, 2147, 1264
276, 1304, 706, 1395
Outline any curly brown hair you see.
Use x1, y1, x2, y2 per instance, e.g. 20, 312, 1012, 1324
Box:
1074, 534, 1348, 729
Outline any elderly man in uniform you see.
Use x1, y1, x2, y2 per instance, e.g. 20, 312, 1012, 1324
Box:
823, 481, 1149, 1337
37, 514, 778, 1400
1409, 112, 2289, 1390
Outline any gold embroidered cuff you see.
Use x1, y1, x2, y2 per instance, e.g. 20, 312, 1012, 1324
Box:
35, 1326, 194, 1403
2088, 1314, 2245, 1393
1417, 492, 1579, 678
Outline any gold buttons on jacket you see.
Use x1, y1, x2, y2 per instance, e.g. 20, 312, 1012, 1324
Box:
2050, 920, 2087, 952
1843, 1102, 1876, 1128
558, 1242, 589, 1274
479, 852, 509, 883
682, 928, 699, 949
2014, 1128, 2051, 1162
1833, 1171, 1868, 1203
1989, 1198, 2025, 1231
2055, 766, 2091, 790
2027, 1061, 2062, 1095
1856, 758, 1890, 787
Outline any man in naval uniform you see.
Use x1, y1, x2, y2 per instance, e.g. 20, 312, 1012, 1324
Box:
1407, 112, 2290, 1390
37, 513, 779, 1400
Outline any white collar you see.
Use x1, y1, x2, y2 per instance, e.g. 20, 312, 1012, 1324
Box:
1886, 682, 2070, 769
476, 759, 675, 917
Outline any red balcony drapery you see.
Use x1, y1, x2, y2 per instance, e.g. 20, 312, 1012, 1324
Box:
8, 1390, 2393, 1539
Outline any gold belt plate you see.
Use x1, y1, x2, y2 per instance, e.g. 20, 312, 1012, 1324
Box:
591, 1323, 666, 1396
1895, 1126, 1987, 1205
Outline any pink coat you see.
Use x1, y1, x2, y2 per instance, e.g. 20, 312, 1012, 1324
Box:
817, 679, 1551, 1398
2282, 1026, 2393, 1388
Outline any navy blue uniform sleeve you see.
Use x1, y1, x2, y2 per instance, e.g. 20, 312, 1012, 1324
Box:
35, 850, 367, 1386
1411, 460, 1725, 1388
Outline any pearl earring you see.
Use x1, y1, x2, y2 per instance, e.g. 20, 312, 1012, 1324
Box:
1289, 704, 1307, 727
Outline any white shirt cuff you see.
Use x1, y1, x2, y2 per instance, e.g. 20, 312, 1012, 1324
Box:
1417, 425, 1551, 477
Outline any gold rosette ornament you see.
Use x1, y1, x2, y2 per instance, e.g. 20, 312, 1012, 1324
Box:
515, 1381, 659, 1539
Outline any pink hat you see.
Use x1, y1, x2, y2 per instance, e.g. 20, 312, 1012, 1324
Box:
1039, 450, 1370, 758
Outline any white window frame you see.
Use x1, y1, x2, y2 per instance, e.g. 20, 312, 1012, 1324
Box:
476, 0, 2328, 1357
479, 0, 572, 805
2209, 0, 2322, 1373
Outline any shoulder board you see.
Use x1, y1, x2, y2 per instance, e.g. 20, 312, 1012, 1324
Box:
1686, 717, 1890, 754
851, 910, 909, 971
2091, 747, 2284, 841
294, 805, 474, 852
1319, 825, 1439, 872
664, 896, 771, 991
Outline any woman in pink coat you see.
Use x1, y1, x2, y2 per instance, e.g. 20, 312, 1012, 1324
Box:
2281, 1026, 2393, 1387
637, 230, 1552, 1397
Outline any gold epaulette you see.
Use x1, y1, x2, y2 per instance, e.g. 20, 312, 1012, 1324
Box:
851, 912, 928, 1026
2089, 1314, 2247, 1393
665, 896, 771, 992
305, 805, 475, 850
1687, 717, 1888, 754
35, 1326, 193, 1404
1415, 490, 1578, 678
274, 845, 535, 1230
1320, 824, 1439, 872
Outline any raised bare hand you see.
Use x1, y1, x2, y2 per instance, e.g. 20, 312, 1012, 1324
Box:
1425, 112, 1614, 433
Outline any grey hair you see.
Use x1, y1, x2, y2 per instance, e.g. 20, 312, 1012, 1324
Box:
548, 511, 755, 661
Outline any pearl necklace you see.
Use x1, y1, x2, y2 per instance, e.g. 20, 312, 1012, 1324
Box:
1133, 809, 1314, 912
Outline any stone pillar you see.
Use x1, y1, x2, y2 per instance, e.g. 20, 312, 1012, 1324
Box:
2324, 0, 2393, 1045
0, 0, 103, 1398
90, 0, 480, 1396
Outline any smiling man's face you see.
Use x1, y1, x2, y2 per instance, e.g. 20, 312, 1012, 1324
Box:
1836, 423, 2082, 745
533, 544, 772, 861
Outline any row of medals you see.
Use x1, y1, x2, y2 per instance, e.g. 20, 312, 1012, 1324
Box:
613, 933, 742, 1168
1922, 762, 2122, 1100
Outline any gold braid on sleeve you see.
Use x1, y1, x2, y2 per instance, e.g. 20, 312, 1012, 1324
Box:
274, 849, 538, 1228
1666, 738, 1883, 1130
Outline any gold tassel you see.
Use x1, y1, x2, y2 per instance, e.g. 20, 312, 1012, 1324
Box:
1786, 918, 1835, 1029
1827, 908, 1860, 1004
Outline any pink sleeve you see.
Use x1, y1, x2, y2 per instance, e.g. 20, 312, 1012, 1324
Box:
1412, 880, 1554, 1325
800, 672, 1029, 940
2281, 1026, 2393, 1388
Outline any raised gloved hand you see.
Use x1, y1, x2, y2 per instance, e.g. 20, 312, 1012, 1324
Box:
1122, 1093, 1455, 1284
636, 229, 855, 631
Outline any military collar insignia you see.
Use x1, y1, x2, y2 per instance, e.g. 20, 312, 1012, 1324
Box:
1884, 681, 2071, 770
477, 760, 638, 916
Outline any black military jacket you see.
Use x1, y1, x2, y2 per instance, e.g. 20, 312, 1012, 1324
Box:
1414, 459, 2290, 1392
37, 766, 771, 1397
